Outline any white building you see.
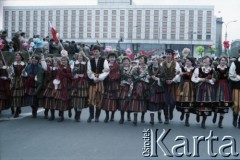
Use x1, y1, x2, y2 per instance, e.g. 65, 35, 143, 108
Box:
2, 0, 217, 57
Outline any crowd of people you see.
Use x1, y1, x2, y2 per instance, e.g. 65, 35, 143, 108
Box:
1, 31, 240, 129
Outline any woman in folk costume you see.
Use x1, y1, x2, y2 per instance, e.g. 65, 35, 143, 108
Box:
192, 56, 217, 129
53, 51, 72, 122
129, 55, 149, 126
212, 56, 232, 128
43, 57, 59, 121
147, 55, 165, 125
71, 51, 89, 122
24, 55, 46, 118
118, 57, 133, 124
229, 49, 240, 128
176, 57, 196, 127
10, 52, 26, 118
161, 49, 181, 124
102, 52, 120, 123
0, 59, 11, 113
87, 45, 109, 123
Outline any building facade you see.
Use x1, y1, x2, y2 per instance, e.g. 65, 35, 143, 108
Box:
230, 39, 240, 57
2, 0, 217, 57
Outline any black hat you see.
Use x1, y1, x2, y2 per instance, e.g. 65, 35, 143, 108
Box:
107, 52, 117, 59
92, 45, 101, 51
165, 49, 175, 55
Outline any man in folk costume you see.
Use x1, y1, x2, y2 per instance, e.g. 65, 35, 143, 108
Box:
161, 49, 181, 124
229, 49, 240, 128
24, 55, 47, 118
87, 45, 109, 122
192, 56, 217, 129
102, 52, 120, 122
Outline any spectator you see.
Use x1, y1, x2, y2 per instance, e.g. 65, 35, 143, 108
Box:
0, 30, 9, 51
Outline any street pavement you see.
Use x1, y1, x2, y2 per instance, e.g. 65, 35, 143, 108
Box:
0, 107, 239, 160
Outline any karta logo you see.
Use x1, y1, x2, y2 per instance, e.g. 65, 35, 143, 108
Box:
142, 129, 239, 158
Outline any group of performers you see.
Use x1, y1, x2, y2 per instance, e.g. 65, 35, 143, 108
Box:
1, 46, 240, 129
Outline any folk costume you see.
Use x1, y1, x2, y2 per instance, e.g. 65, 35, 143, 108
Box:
129, 55, 149, 126
229, 56, 240, 128
71, 58, 89, 122
192, 57, 216, 129
161, 49, 181, 124
102, 53, 120, 123
87, 46, 109, 122
176, 57, 195, 126
213, 62, 232, 128
0, 64, 11, 112
24, 56, 46, 118
118, 57, 132, 124
11, 54, 26, 118
147, 57, 165, 125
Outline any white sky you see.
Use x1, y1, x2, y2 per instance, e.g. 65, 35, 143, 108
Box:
1, 0, 240, 42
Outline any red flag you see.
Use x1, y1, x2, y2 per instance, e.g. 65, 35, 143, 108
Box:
49, 21, 59, 44
223, 41, 230, 49
141, 49, 159, 56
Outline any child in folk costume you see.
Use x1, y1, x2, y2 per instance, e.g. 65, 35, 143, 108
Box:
176, 57, 196, 126
71, 51, 89, 122
102, 52, 120, 123
0, 59, 11, 113
129, 55, 149, 126
87, 45, 109, 122
43, 58, 59, 121
229, 49, 240, 128
147, 55, 165, 125
24, 55, 46, 118
213, 56, 232, 128
53, 53, 72, 122
161, 49, 181, 124
10, 52, 26, 118
192, 56, 217, 129
118, 57, 132, 124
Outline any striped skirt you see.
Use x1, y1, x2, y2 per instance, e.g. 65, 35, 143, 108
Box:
195, 82, 216, 103
102, 92, 118, 111
118, 85, 130, 111
12, 77, 25, 108
147, 84, 165, 111
216, 80, 232, 103
71, 79, 88, 110
0, 80, 11, 110
128, 81, 147, 112
232, 89, 240, 114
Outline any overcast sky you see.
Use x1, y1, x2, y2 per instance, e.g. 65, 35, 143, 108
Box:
2, 0, 240, 42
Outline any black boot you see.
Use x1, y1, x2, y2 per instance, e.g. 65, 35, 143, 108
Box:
104, 111, 109, 123
133, 113, 137, 126
164, 107, 169, 124
233, 114, 238, 127
196, 114, 200, 123
58, 111, 64, 122
119, 111, 124, 124
212, 112, 217, 124
158, 111, 162, 123
31, 106, 37, 118
87, 106, 94, 123
127, 111, 131, 121
218, 116, 224, 128
44, 109, 49, 119
185, 114, 190, 127
169, 107, 174, 120
68, 109, 72, 118
11, 107, 15, 115
201, 116, 207, 129
76, 111, 81, 122
150, 113, 154, 125
13, 108, 20, 118
95, 108, 101, 122
180, 112, 184, 121
74, 108, 78, 121
110, 111, 115, 122
238, 116, 240, 129
49, 109, 55, 121
141, 112, 145, 123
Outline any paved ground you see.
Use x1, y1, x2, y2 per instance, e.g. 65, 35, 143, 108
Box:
0, 107, 239, 160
